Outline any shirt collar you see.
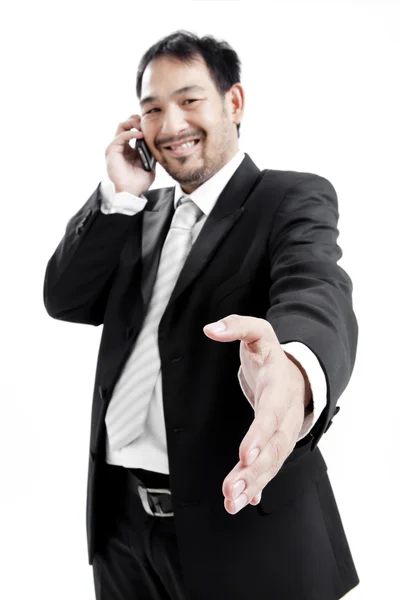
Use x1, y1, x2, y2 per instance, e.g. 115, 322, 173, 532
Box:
173, 149, 245, 215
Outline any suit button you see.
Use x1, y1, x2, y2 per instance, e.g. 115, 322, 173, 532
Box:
75, 224, 83, 235
170, 355, 182, 363
173, 427, 185, 433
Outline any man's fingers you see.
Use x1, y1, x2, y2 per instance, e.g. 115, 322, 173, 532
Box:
223, 406, 302, 510
203, 314, 279, 347
249, 491, 262, 505
223, 436, 280, 501
224, 462, 279, 514
237, 384, 285, 464
115, 114, 142, 135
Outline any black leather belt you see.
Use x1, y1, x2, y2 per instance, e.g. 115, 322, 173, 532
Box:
127, 468, 174, 517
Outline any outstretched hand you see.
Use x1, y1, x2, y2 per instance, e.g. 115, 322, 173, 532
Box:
203, 315, 311, 514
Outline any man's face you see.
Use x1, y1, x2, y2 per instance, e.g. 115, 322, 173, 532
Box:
139, 55, 243, 193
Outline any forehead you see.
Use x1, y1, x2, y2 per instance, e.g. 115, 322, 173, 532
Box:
140, 55, 215, 98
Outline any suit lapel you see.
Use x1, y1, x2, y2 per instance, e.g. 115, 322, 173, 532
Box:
141, 153, 262, 310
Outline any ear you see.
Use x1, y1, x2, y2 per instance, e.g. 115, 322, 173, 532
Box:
227, 83, 245, 127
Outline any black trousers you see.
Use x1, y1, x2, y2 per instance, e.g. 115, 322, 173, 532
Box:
92, 463, 187, 600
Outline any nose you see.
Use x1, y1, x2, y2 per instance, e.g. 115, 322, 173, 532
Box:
159, 104, 190, 145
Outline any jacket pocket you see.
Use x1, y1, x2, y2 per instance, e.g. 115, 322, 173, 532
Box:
257, 447, 327, 514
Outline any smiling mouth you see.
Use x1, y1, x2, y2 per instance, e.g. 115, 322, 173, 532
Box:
164, 139, 201, 156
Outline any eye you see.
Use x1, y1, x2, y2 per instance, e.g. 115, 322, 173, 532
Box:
146, 108, 160, 115
183, 99, 199, 105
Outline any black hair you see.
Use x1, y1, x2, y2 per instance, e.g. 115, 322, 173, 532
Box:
136, 30, 242, 137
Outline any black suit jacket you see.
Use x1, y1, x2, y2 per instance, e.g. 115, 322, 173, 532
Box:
43, 154, 359, 599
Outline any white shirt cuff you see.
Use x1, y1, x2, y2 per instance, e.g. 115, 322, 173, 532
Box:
237, 341, 328, 442
99, 178, 148, 215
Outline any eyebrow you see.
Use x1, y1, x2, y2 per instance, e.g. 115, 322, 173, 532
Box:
140, 85, 206, 108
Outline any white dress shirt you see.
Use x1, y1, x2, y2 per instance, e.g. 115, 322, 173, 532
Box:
100, 149, 327, 473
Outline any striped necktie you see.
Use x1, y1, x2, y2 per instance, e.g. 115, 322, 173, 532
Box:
105, 195, 202, 451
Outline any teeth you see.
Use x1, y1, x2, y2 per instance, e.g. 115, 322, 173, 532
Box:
169, 140, 197, 150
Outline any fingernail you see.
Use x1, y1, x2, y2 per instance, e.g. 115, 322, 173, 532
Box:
232, 480, 246, 499
248, 448, 260, 464
206, 321, 227, 333
233, 493, 248, 513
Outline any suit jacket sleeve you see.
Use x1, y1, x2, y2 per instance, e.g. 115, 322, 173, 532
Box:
265, 174, 358, 449
43, 182, 147, 326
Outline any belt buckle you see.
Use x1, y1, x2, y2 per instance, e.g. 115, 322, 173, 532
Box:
137, 485, 174, 517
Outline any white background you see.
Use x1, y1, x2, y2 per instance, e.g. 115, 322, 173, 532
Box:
1, 0, 399, 598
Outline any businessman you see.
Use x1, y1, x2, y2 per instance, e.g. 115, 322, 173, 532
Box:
43, 30, 360, 600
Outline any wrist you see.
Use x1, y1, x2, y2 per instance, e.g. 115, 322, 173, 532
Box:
284, 351, 313, 410
115, 185, 143, 196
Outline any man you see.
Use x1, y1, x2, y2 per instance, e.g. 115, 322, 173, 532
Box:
43, 30, 359, 600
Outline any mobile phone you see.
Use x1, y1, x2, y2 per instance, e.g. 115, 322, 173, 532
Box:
135, 137, 156, 172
